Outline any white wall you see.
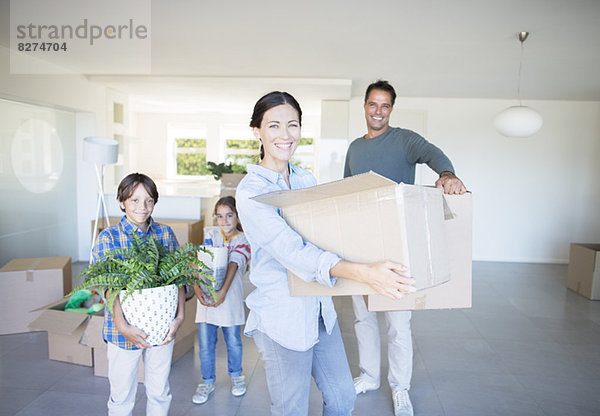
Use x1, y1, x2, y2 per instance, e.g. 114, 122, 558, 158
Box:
319, 100, 349, 183
0, 45, 108, 263
348, 96, 600, 263
132, 113, 224, 180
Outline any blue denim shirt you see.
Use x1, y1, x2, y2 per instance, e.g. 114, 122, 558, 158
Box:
236, 163, 341, 352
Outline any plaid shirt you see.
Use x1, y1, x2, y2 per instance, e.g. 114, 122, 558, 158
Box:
92, 215, 179, 350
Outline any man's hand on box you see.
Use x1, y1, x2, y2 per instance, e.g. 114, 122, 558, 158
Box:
435, 171, 467, 195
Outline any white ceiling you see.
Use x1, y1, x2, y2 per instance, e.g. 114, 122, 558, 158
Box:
2, 0, 600, 111
88, 76, 353, 114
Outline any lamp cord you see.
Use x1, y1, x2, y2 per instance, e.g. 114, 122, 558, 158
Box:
517, 40, 524, 106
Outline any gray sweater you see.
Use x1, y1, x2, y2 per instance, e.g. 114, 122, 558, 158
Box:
343, 127, 454, 184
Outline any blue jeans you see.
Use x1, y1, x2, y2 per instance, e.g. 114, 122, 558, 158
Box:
252, 318, 355, 416
197, 323, 243, 384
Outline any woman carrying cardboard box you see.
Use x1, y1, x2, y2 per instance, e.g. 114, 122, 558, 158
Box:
236, 91, 416, 416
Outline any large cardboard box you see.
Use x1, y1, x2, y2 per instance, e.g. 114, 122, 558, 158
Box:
253, 172, 465, 309
567, 243, 600, 300
368, 192, 472, 311
0, 257, 72, 335
92, 217, 204, 245
29, 299, 102, 366
81, 294, 198, 380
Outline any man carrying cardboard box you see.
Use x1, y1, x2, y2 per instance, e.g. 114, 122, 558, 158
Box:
344, 80, 467, 416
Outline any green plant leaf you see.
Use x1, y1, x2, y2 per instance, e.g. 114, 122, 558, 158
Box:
69, 235, 217, 313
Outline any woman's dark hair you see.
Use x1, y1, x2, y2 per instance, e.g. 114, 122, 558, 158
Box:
250, 91, 302, 160
117, 173, 159, 212
215, 195, 243, 231
365, 80, 397, 106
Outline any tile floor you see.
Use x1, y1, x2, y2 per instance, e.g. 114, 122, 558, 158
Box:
1, 261, 600, 415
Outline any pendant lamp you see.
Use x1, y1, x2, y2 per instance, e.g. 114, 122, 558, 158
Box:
494, 32, 543, 137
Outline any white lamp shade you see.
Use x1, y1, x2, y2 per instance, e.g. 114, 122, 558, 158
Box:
494, 106, 543, 137
83, 136, 119, 165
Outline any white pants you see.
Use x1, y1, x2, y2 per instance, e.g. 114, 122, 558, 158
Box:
107, 341, 174, 416
352, 295, 413, 391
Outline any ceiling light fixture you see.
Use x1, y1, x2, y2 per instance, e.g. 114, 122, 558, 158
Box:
494, 31, 543, 137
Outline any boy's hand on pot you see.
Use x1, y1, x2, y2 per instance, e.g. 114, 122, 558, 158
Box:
160, 316, 184, 345
120, 323, 151, 349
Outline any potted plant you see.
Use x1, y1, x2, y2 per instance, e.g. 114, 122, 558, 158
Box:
206, 161, 247, 181
207, 161, 247, 197
69, 233, 216, 344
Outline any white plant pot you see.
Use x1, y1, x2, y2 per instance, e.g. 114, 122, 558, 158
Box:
119, 284, 178, 345
197, 246, 229, 301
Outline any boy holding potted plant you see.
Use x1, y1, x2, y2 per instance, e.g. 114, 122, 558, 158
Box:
92, 173, 185, 416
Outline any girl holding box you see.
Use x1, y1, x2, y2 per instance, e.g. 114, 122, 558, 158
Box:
192, 196, 250, 404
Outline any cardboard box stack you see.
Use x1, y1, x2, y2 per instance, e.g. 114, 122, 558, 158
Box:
0, 256, 71, 335
253, 172, 472, 311
567, 243, 600, 300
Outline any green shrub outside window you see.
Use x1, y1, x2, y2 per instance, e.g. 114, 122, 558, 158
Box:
224, 138, 313, 170
176, 138, 209, 176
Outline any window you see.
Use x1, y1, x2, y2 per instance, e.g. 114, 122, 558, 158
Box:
222, 123, 316, 171
291, 137, 314, 172
225, 138, 260, 166
168, 121, 318, 179
176, 137, 209, 176
167, 127, 209, 178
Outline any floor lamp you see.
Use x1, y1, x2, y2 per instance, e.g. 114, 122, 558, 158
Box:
83, 136, 119, 263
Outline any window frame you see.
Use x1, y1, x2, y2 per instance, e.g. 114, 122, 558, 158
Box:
167, 125, 211, 179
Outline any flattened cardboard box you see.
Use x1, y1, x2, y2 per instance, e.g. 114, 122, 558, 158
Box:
566, 243, 600, 300
0, 256, 72, 335
81, 294, 198, 380
252, 172, 464, 310
93, 217, 204, 245
368, 192, 472, 311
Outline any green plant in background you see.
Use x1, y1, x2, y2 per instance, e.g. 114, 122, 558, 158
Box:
226, 154, 260, 166
225, 139, 261, 167
176, 138, 210, 176
177, 153, 210, 176
206, 161, 247, 180
226, 139, 260, 150
298, 137, 313, 146
69, 233, 216, 312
